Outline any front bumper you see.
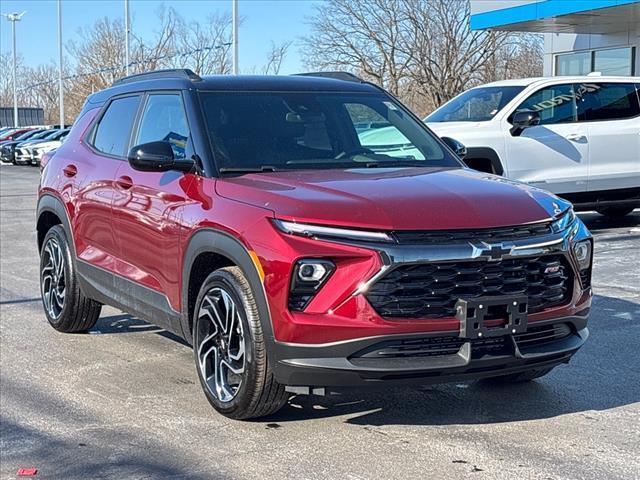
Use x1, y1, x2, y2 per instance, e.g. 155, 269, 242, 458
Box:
272, 315, 588, 387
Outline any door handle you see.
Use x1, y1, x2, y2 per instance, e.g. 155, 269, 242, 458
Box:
63, 164, 77, 177
115, 175, 133, 190
566, 133, 586, 142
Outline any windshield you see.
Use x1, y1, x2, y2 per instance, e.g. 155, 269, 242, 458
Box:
426, 86, 524, 123
199, 92, 460, 173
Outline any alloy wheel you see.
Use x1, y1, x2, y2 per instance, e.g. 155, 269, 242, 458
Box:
196, 287, 246, 403
41, 237, 66, 319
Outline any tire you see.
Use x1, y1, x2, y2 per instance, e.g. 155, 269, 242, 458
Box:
483, 366, 554, 384
596, 206, 635, 218
40, 225, 102, 333
193, 266, 288, 420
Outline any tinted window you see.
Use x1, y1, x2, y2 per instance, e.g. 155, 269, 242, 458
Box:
427, 86, 524, 123
200, 92, 458, 171
576, 83, 640, 121
515, 84, 577, 125
93, 96, 140, 156
135, 94, 189, 160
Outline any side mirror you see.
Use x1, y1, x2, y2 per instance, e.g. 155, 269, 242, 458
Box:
441, 136, 467, 160
127, 141, 194, 173
510, 110, 540, 136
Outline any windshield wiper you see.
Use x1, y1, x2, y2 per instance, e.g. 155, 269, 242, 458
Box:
218, 166, 279, 175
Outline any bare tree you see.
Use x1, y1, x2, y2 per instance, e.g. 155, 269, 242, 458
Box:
262, 40, 293, 75
301, 0, 412, 95
302, 0, 543, 115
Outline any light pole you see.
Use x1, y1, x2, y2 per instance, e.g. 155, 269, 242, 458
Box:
232, 0, 238, 74
124, 0, 130, 75
1, 11, 26, 127
57, 0, 64, 127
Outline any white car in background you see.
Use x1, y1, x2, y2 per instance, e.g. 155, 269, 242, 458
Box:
15, 128, 69, 166
425, 75, 640, 218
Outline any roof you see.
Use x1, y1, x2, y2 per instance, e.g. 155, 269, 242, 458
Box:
87, 72, 382, 106
475, 75, 640, 88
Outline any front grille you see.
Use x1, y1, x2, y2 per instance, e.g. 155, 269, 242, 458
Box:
366, 255, 572, 319
514, 323, 572, 349
351, 323, 573, 360
354, 336, 465, 358
392, 222, 552, 245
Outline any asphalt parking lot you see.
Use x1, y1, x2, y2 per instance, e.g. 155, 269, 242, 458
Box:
0, 163, 639, 480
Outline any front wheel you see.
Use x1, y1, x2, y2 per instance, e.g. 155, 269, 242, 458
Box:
193, 266, 288, 420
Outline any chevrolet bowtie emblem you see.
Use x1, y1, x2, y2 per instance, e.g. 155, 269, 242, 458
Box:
479, 242, 513, 261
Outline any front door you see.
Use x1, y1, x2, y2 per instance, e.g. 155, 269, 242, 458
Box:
111, 92, 194, 328
504, 83, 589, 195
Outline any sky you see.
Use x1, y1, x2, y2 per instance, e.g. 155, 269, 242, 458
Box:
0, 0, 320, 74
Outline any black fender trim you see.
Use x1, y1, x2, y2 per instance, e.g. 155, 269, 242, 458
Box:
180, 228, 275, 354
36, 193, 75, 256
463, 147, 504, 176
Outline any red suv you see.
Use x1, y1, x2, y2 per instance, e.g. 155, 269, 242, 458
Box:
37, 70, 593, 419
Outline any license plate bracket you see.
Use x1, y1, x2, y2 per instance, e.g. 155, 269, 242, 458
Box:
456, 296, 528, 339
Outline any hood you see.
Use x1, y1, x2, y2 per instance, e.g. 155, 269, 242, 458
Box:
216, 167, 568, 231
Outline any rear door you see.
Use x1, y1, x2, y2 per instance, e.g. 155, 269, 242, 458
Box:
504, 82, 589, 195
577, 82, 640, 193
111, 92, 194, 326
73, 94, 141, 274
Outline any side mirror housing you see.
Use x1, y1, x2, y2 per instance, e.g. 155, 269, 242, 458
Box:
441, 136, 467, 160
127, 141, 194, 173
510, 110, 540, 136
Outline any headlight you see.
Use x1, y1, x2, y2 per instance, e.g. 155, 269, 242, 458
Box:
573, 239, 592, 270
274, 219, 393, 243
551, 208, 576, 233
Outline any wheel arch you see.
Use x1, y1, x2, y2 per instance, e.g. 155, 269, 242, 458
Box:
36, 194, 74, 256
181, 228, 274, 351
463, 147, 504, 176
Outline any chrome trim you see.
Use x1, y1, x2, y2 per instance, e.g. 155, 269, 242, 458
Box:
348, 216, 590, 298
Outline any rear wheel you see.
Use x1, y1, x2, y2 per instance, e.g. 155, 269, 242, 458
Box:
40, 225, 101, 332
596, 206, 635, 218
483, 367, 554, 384
193, 266, 288, 420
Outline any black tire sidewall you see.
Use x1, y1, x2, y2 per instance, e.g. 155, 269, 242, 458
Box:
40, 225, 74, 328
192, 269, 263, 417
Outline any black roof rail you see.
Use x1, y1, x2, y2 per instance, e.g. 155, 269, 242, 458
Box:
111, 68, 202, 87
293, 71, 364, 83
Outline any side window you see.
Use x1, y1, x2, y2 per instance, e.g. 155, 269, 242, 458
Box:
93, 96, 140, 156
135, 94, 189, 160
576, 83, 640, 121
514, 84, 577, 125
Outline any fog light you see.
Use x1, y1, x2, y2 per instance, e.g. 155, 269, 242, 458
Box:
573, 240, 592, 270
289, 259, 335, 311
298, 263, 328, 281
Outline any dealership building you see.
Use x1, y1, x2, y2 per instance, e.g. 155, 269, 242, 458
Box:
471, 0, 640, 76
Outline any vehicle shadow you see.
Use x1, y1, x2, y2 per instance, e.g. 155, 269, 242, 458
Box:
263, 293, 639, 426
578, 210, 639, 231
92, 314, 190, 346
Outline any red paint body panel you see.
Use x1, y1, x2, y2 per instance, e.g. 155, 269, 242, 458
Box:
215, 168, 553, 230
